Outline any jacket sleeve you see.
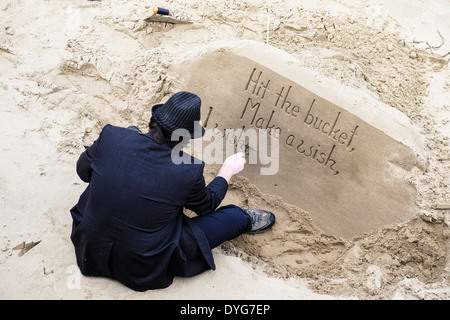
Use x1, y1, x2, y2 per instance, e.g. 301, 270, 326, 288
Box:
184, 166, 229, 216
76, 133, 101, 183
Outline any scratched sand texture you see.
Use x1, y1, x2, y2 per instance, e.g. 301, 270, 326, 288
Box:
0, 0, 449, 299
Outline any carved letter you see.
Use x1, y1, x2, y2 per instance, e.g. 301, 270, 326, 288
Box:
304, 99, 316, 125
286, 134, 295, 147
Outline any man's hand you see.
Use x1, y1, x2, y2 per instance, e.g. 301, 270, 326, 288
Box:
217, 152, 246, 183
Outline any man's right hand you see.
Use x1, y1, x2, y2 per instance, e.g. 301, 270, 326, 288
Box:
217, 152, 246, 183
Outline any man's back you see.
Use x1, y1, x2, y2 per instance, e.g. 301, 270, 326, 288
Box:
70, 125, 210, 290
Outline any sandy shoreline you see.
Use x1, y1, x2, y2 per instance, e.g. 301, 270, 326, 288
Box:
0, 0, 449, 300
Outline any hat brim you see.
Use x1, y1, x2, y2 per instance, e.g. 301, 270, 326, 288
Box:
151, 103, 205, 139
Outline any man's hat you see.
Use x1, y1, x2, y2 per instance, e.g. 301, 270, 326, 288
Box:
151, 91, 205, 139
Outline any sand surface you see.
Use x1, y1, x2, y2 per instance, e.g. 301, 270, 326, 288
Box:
0, 0, 449, 300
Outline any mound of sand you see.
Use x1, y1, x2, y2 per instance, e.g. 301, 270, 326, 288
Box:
0, 0, 449, 300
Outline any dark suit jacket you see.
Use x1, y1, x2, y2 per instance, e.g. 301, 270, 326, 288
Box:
70, 124, 228, 291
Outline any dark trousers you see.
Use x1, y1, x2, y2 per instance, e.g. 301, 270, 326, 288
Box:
190, 205, 252, 249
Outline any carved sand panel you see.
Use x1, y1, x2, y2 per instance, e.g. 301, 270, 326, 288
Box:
181, 41, 425, 239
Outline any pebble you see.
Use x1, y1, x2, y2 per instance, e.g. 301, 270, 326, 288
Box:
409, 51, 418, 59
5, 26, 14, 36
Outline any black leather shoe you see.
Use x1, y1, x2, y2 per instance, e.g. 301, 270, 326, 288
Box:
244, 209, 276, 233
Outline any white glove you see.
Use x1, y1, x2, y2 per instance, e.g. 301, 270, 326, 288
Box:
217, 152, 246, 182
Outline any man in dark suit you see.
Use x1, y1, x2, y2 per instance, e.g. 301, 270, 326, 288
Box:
70, 91, 276, 291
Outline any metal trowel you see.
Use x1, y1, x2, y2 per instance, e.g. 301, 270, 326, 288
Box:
144, 7, 193, 25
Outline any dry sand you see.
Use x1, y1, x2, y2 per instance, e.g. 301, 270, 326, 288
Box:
0, 0, 449, 300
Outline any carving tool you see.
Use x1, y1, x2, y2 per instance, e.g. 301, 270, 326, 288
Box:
144, 7, 192, 25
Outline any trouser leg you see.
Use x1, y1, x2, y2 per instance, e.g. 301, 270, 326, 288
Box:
190, 204, 252, 249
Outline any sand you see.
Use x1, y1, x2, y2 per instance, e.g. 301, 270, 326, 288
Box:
0, 0, 449, 300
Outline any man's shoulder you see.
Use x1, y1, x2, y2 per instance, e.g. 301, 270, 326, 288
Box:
101, 124, 124, 134
100, 124, 139, 141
